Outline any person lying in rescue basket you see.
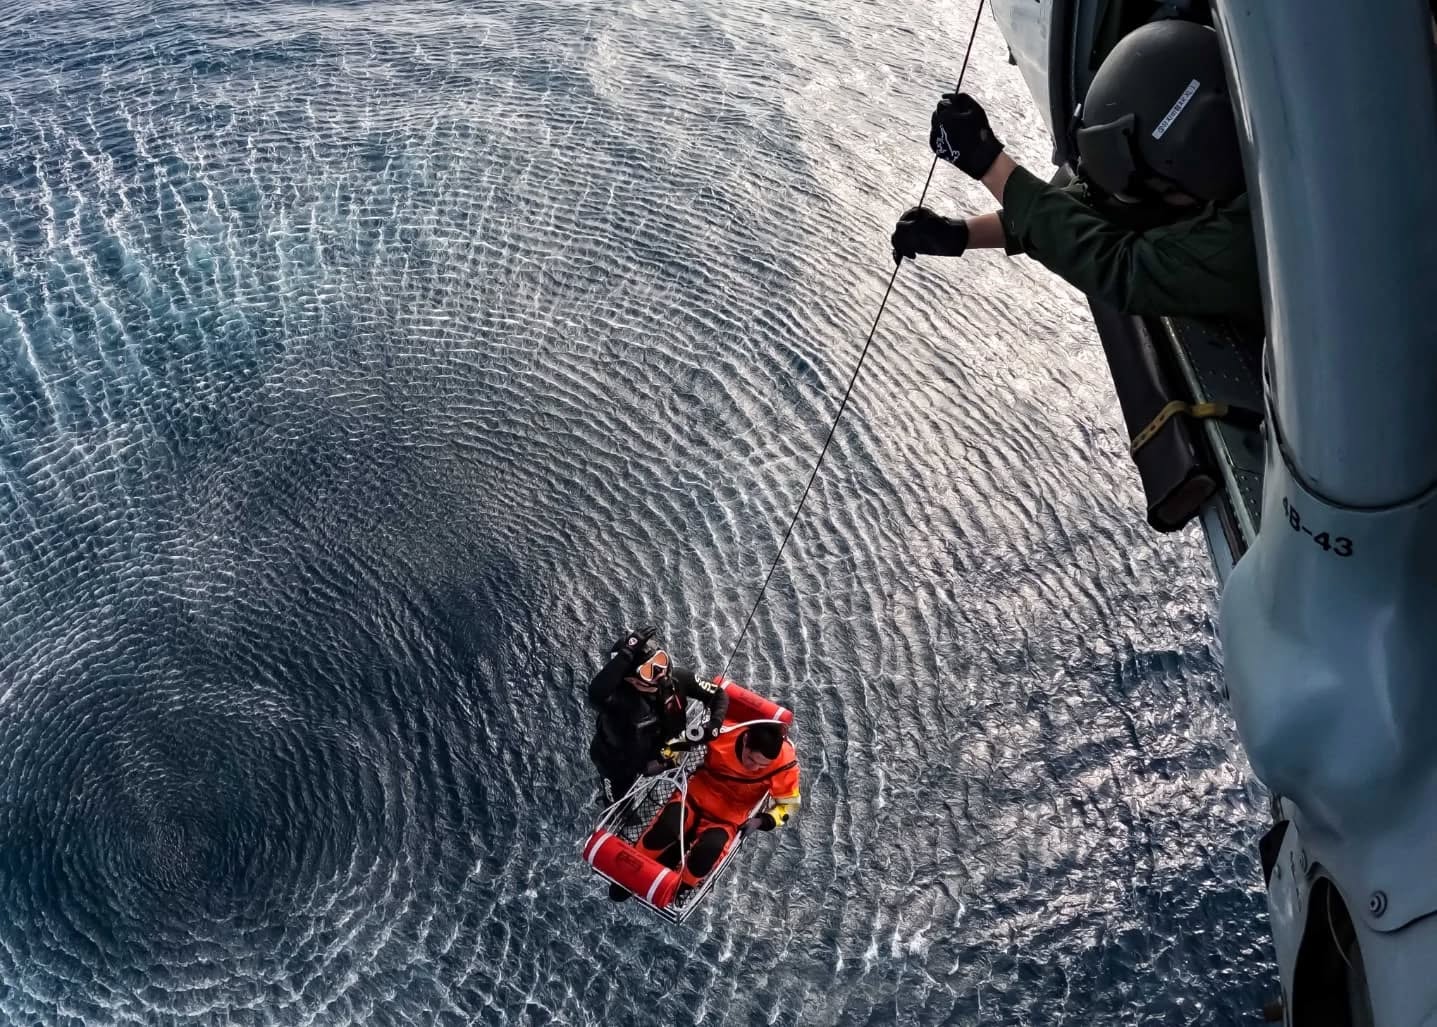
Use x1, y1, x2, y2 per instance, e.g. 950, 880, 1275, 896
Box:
892, 20, 1263, 338
587, 625, 728, 804
608, 721, 800, 903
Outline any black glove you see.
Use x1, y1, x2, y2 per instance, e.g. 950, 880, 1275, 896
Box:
642, 758, 671, 776
891, 207, 968, 264
929, 92, 1003, 179
703, 721, 723, 741
739, 814, 774, 838
610, 624, 657, 664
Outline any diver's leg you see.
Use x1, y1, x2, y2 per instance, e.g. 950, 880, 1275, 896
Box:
590, 737, 641, 807
590, 737, 620, 806
608, 768, 638, 802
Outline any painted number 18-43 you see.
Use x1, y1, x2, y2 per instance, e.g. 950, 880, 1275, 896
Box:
1281, 497, 1353, 557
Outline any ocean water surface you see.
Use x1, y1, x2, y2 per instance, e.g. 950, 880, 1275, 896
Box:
0, 0, 1272, 1023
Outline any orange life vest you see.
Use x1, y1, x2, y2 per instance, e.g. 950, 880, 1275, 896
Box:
687, 730, 800, 825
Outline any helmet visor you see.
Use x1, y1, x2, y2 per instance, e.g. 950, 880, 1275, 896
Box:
1076, 113, 1142, 201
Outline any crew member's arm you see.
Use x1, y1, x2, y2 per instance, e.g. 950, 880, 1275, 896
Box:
962, 155, 1083, 250
992, 160, 1261, 321
961, 212, 1008, 250
979, 151, 1019, 203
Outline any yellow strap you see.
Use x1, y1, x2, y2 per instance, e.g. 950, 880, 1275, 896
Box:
1129, 400, 1229, 456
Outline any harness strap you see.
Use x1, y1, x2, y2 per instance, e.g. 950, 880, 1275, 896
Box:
1129, 400, 1262, 456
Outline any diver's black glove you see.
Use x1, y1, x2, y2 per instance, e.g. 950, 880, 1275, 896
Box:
702, 720, 723, 741
930, 92, 1003, 179
642, 758, 671, 776
610, 624, 657, 664
892, 207, 968, 263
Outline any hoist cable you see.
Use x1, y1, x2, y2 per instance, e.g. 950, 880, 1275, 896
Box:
716, 0, 988, 685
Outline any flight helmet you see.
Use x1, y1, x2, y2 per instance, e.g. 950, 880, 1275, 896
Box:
1076, 20, 1245, 203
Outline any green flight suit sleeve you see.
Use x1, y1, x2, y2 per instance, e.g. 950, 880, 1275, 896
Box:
998, 166, 1262, 326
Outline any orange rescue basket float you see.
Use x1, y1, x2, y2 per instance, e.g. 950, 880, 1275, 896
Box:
580, 677, 793, 924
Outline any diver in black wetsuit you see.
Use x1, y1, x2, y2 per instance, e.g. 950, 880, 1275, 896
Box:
588, 625, 728, 803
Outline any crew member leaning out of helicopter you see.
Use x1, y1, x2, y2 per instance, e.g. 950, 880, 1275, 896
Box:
892, 21, 1263, 338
